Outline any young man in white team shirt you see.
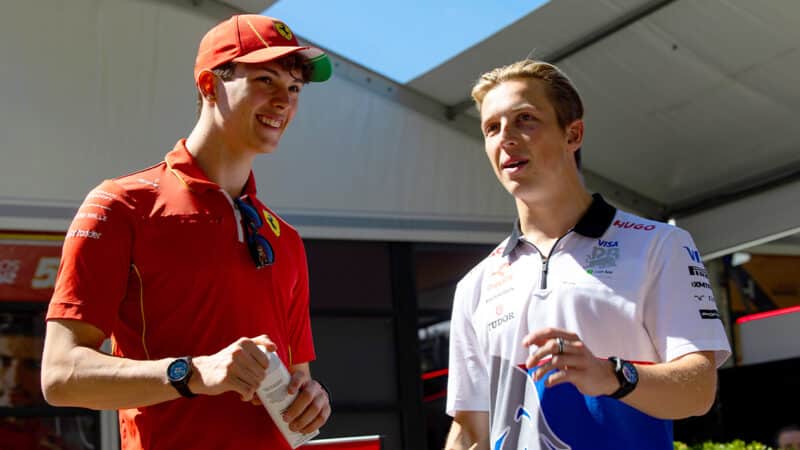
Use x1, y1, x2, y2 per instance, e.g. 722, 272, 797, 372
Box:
444, 60, 731, 450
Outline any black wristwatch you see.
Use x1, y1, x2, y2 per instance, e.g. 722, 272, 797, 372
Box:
607, 356, 638, 399
167, 357, 197, 398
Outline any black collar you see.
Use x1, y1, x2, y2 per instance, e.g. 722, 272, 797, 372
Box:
501, 193, 617, 257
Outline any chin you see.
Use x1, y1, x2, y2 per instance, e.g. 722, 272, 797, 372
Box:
506, 182, 545, 203
252, 140, 280, 154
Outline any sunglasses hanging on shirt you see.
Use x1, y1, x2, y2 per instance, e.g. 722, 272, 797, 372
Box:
234, 197, 275, 269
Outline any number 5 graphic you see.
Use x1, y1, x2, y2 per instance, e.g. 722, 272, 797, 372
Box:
32, 256, 61, 289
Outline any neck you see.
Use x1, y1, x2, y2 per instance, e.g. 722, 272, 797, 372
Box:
515, 181, 593, 251
185, 120, 256, 198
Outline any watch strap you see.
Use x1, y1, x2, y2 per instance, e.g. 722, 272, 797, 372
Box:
607, 356, 637, 399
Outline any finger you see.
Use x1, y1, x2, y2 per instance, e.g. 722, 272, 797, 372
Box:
230, 375, 257, 401
522, 328, 579, 347
299, 412, 329, 435
289, 396, 324, 432
238, 338, 271, 369
283, 386, 314, 423
297, 401, 331, 434
531, 359, 554, 381
251, 334, 277, 353
526, 338, 567, 368
543, 367, 571, 388
286, 370, 308, 396
533, 355, 586, 381
234, 357, 268, 388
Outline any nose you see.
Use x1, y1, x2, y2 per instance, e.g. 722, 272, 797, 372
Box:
271, 87, 290, 110
499, 122, 518, 149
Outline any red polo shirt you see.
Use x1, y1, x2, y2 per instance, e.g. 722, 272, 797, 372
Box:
48, 140, 315, 450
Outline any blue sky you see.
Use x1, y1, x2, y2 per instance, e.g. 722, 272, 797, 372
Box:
264, 1, 550, 84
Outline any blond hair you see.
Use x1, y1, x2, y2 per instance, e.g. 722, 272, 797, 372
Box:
471, 59, 584, 130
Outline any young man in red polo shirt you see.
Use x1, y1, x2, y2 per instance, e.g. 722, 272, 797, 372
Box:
40, 14, 332, 450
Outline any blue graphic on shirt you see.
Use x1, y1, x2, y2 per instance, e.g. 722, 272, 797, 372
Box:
490, 357, 672, 450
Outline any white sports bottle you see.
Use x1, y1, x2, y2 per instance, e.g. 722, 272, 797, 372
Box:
256, 345, 319, 448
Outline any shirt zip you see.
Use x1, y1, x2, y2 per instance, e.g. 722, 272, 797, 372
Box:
536, 233, 571, 290
220, 189, 244, 243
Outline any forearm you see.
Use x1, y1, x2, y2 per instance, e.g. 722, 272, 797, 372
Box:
445, 412, 489, 450
622, 352, 717, 419
42, 344, 179, 410
444, 422, 470, 450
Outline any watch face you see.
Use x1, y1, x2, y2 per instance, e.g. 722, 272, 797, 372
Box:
622, 362, 638, 384
168, 359, 189, 382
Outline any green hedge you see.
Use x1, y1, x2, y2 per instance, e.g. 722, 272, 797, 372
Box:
674, 441, 773, 450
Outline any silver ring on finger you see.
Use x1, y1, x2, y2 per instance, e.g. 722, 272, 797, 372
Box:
556, 337, 565, 355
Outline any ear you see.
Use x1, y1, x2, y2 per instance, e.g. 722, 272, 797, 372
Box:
196, 70, 217, 102
565, 119, 584, 151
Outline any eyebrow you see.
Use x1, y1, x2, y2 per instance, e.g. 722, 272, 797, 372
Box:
482, 103, 540, 123
510, 103, 540, 112
253, 66, 304, 84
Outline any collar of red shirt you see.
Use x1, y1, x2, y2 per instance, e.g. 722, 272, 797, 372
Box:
164, 139, 258, 196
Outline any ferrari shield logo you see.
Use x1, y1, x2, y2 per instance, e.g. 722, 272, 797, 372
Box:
263, 210, 280, 237
274, 22, 293, 41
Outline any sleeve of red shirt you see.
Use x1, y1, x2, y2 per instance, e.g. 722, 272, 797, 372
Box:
47, 180, 136, 340
285, 231, 315, 366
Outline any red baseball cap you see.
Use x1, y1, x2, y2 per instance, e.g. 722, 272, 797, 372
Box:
194, 14, 332, 83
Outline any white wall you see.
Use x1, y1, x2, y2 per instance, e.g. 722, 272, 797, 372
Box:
0, 0, 514, 243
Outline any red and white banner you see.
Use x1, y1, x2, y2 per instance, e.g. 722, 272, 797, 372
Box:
0, 232, 64, 302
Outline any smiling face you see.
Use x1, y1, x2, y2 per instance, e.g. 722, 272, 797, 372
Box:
479, 77, 583, 203
212, 60, 304, 155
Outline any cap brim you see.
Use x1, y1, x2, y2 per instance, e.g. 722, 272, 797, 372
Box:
234, 46, 332, 83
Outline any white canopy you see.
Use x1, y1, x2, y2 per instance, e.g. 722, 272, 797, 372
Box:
1, 0, 798, 258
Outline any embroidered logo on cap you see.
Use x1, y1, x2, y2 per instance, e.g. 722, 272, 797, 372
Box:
274, 22, 293, 41
263, 210, 280, 237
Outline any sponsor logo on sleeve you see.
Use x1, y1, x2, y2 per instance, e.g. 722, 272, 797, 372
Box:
66, 229, 102, 240
693, 294, 716, 303
688, 265, 708, 278
137, 178, 160, 189
699, 309, 721, 320
86, 189, 118, 202
613, 220, 655, 231
82, 203, 112, 211
75, 212, 108, 222
683, 246, 702, 263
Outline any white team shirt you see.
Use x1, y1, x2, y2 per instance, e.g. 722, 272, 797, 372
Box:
446, 194, 731, 450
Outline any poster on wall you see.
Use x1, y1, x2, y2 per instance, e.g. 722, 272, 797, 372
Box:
0, 232, 64, 302
0, 231, 100, 449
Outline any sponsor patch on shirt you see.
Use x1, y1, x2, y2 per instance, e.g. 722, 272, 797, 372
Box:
263, 210, 280, 237
688, 265, 708, 278
699, 309, 721, 320
584, 243, 619, 276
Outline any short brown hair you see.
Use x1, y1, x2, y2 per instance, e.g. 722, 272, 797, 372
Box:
195, 54, 312, 115
471, 60, 584, 168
